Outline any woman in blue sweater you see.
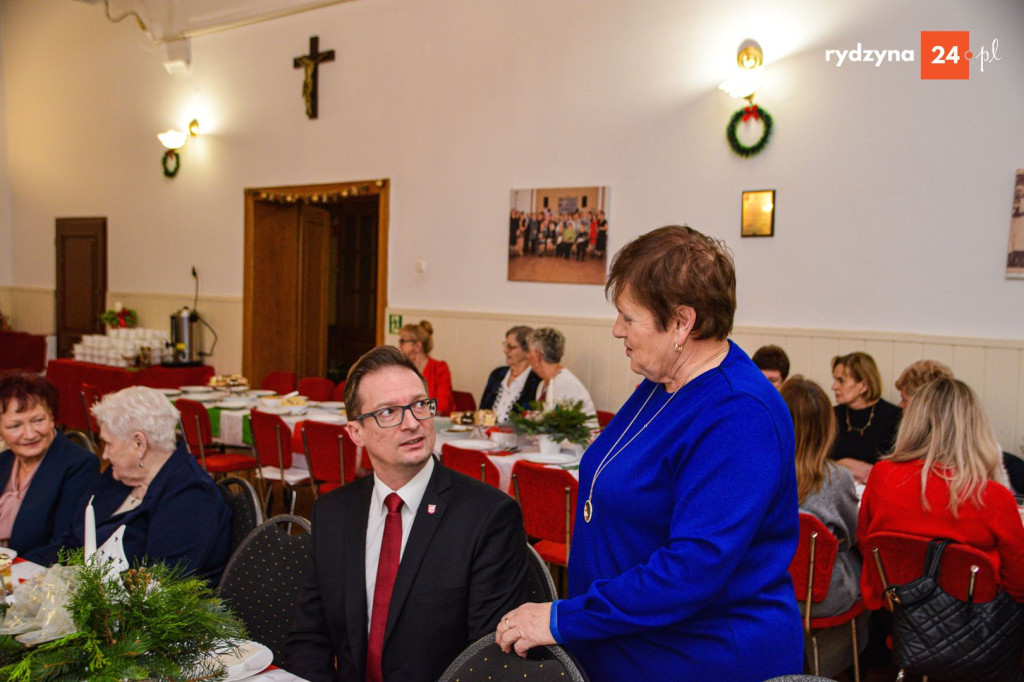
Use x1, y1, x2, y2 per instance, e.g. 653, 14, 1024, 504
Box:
497, 226, 803, 681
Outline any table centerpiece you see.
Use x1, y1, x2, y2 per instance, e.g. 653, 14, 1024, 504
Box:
508, 399, 593, 455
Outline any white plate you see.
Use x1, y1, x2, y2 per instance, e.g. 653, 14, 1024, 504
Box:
448, 439, 498, 451
157, 388, 182, 397
181, 385, 215, 393
191, 392, 227, 403
217, 640, 273, 681
0, 548, 17, 560
255, 405, 290, 415
446, 426, 472, 433
317, 401, 345, 409
246, 390, 277, 397
217, 400, 251, 410
524, 453, 577, 465
306, 413, 346, 424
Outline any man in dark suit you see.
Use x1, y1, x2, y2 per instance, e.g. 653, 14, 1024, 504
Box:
287, 346, 528, 682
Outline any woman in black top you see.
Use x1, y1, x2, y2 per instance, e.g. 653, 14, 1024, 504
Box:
829, 351, 901, 483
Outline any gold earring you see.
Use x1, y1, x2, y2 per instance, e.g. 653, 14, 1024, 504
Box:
673, 342, 683, 353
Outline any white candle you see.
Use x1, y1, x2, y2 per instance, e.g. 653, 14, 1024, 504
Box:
84, 495, 97, 561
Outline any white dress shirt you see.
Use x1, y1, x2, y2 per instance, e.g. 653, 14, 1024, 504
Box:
364, 456, 435, 626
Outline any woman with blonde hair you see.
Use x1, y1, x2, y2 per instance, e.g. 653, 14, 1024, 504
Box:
782, 376, 861, 618
830, 352, 901, 484
857, 377, 1024, 610
398, 319, 454, 415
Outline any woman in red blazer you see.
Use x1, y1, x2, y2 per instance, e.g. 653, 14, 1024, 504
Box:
857, 377, 1024, 609
398, 319, 454, 415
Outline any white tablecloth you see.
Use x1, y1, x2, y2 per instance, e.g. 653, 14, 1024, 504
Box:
434, 429, 581, 491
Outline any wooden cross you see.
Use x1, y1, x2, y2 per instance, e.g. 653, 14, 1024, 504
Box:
293, 36, 335, 119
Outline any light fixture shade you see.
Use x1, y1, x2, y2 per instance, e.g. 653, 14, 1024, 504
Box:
157, 129, 188, 150
719, 66, 764, 99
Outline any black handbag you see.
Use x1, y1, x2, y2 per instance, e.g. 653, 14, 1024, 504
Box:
887, 538, 1024, 682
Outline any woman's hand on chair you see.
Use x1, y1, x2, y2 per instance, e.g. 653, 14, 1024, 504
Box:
496, 602, 555, 657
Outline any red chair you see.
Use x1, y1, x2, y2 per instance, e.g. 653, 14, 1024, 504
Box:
260, 371, 296, 395
302, 420, 359, 495
297, 377, 334, 402
332, 380, 347, 402
863, 531, 1004, 680
789, 513, 867, 681
453, 391, 477, 412
80, 382, 103, 449
596, 410, 615, 429
175, 398, 258, 478
511, 461, 577, 566
250, 409, 311, 516
440, 443, 500, 488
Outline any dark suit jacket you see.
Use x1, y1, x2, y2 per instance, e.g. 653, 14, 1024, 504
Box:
38, 443, 231, 584
479, 366, 542, 414
0, 431, 99, 563
287, 458, 528, 682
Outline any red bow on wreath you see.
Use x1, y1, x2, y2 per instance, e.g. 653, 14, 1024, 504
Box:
117, 309, 130, 328
742, 105, 761, 122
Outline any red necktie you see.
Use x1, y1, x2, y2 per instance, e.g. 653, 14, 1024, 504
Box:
366, 493, 403, 682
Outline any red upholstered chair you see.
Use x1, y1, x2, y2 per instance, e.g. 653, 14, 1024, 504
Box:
596, 410, 615, 429
862, 531, 1003, 680
80, 382, 103, 449
297, 377, 334, 402
789, 513, 867, 681
260, 371, 296, 395
301, 420, 359, 495
511, 460, 577, 566
331, 380, 347, 402
453, 391, 477, 412
250, 409, 311, 516
175, 398, 257, 478
440, 443, 500, 488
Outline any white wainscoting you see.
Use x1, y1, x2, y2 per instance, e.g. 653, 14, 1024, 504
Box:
386, 307, 1024, 457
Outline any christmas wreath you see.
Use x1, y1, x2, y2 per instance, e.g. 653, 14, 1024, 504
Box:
726, 105, 773, 157
162, 150, 180, 178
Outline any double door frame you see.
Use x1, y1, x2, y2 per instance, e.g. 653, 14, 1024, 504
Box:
241, 180, 389, 380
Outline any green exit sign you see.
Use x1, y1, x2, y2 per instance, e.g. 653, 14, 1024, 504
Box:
388, 314, 403, 334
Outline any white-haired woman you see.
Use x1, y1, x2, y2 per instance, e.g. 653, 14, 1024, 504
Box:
39, 386, 231, 583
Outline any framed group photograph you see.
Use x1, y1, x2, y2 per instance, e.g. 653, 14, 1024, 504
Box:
741, 190, 775, 238
507, 186, 609, 284
1006, 169, 1024, 279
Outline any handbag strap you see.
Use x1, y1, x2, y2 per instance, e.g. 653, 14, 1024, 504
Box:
922, 538, 951, 579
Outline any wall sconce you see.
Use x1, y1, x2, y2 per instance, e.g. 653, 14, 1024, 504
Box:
157, 119, 200, 178
719, 40, 773, 158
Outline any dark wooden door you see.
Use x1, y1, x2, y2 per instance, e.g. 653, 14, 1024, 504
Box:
328, 196, 379, 381
297, 204, 330, 379
55, 218, 107, 357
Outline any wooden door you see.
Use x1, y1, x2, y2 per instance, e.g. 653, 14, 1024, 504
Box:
328, 196, 379, 381
55, 218, 107, 357
297, 205, 330, 379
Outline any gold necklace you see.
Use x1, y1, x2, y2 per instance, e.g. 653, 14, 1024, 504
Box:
845, 403, 876, 436
583, 344, 728, 523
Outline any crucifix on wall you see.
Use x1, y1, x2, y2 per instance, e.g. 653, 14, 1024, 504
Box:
293, 36, 335, 119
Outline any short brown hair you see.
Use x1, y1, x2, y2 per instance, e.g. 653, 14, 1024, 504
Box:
506, 325, 533, 352
831, 352, 883, 402
752, 345, 790, 380
344, 345, 426, 418
400, 319, 435, 354
605, 225, 735, 340
895, 360, 953, 397
0, 372, 58, 420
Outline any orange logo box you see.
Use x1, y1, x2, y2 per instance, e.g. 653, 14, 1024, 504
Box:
921, 31, 970, 80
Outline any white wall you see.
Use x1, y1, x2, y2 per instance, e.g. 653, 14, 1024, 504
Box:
1, 0, 1022, 349
0, 11, 12, 290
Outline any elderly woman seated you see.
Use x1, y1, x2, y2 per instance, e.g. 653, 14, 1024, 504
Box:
0, 372, 99, 563
39, 386, 231, 583
526, 327, 596, 417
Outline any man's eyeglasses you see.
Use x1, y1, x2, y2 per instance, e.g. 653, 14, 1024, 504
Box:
353, 398, 437, 428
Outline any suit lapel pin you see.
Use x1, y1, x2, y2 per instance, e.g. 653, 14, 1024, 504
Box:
427, 504, 436, 514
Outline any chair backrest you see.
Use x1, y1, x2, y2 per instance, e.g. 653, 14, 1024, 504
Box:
302, 420, 357, 486
62, 428, 96, 454
595, 410, 615, 429
175, 398, 213, 464
250, 410, 294, 469
260, 371, 297, 395
218, 514, 311, 668
524, 542, 559, 601
438, 633, 590, 682
863, 531, 1000, 605
789, 513, 839, 606
511, 461, 578, 548
217, 476, 264, 560
80, 382, 102, 434
441, 443, 500, 488
297, 377, 334, 402
332, 380, 347, 402
452, 390, 477, 412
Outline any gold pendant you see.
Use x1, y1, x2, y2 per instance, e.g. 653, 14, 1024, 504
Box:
583, 498, 592, 523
